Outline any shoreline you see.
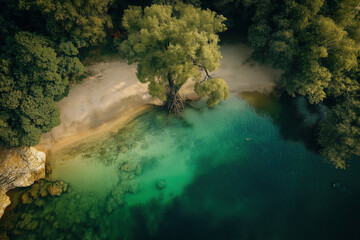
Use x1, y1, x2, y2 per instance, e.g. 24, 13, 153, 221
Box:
0, 43, 282, 221
37, 104, 153, 155
36, 44, 281, 155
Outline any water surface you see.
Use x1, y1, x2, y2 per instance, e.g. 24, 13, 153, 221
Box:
1, 95, 359, 240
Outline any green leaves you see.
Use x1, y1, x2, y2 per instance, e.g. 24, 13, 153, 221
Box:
19, 0, 113, 47
0, 31, 74, 147
0, 0, 110, 147
121, 4, 227, 107
319, 96, 360, 169
242, 0, 360, 167
194, 77, 229, 107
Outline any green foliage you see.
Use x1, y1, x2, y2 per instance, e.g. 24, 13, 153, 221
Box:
319, 96, 360, 169
194, 77, 229, 106
121, 3, 228, 107
0, 30, 86, 147
233, 0, 360, 167
19, 0, 114, 48
0, 0, 112, 147
0, 32, 64, 146
152, 0, 201, 6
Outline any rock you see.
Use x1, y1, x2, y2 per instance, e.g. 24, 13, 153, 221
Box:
19, 179, 68, 202
0, 147, 46, 219
120, 163, 131, 172
127, 172, 136, 180
61, 182, 69, 192
34, 199, 45, 207
0, 194, 11, 218
28, 183, 40, 199
45, 164, 52, 175
17, 213, 33, 229
21, 192, 33, 204
48, 183, 63, 196
135, 165, 142, 175
47, 181, 68, 197
124, 181, 139, 194
119, 172, 134, 181
119, 146, 128, 153
25, 220, 39, 231
111, 188, 125, 206
120, 161, 139, 173
39, 187, 48, 197
155, 179, 167, 190
105, 198, 118, 213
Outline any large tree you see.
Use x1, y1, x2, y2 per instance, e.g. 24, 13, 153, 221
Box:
18, 0, 114, 48
0, 32, 63, 146
120, 4, 229, 115
0, 0, 112, 147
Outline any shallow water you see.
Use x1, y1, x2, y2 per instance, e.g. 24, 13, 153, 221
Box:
1, 96, 360, 240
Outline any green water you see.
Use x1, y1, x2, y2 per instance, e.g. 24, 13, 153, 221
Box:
1, 95, 360, 240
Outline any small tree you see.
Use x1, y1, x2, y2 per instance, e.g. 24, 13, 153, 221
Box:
120, 4, 229, 115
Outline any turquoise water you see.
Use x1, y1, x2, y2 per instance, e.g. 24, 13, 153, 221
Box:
1, 95, 360, 240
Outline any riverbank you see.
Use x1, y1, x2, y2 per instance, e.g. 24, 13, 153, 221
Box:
37, 44, 281, 154
0, 43, 281, 221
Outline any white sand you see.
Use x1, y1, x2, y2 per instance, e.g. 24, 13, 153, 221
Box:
215, 44, 282, 93
38, 60, 156, 150
38, 44, 281, 151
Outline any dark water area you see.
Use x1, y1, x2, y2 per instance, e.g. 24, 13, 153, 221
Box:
1, 95, 359, 240
131, 153, 360, 240
241, 91, 322, 153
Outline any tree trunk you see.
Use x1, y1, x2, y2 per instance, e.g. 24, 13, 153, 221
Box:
165, 73, 184, 116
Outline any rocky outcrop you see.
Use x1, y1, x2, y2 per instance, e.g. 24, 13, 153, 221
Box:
20, 180, 69, 205
0, 194, 11, 219
0, 147, 46, 219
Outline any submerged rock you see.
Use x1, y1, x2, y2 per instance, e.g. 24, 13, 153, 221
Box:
39, 187, 48, 198
16, 213, 37, 230
0, 195, 11, 218
135, 165, 142, 175
21, 192, 33, 205
111, 188, 125, 206
155, 179, 167, 190
105, 198, 118, 213
120, 161, 139, 173
20, 180, 69, 205
124, 181, 140, 194
0, 147, 46, 219
48, 182, 68, 196
119, 146, 128, 153
45, 163, 52, 175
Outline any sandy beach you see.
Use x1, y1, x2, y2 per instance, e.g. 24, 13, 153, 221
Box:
37, 44, 282, 153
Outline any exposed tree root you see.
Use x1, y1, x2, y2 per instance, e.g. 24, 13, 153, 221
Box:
165, 92, 185, 116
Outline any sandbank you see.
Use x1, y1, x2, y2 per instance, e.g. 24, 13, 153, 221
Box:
37, 44, 282, 153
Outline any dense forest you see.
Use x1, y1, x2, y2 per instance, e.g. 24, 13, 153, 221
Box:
0, 0, 359, 169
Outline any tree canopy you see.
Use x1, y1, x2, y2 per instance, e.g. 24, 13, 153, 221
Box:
203, 0, 360, 168
18, 0, 114, 48
120, 3, 229, 114
1, 0, 359, 168
0, 32, 62, 146
0, 0, 113, 147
